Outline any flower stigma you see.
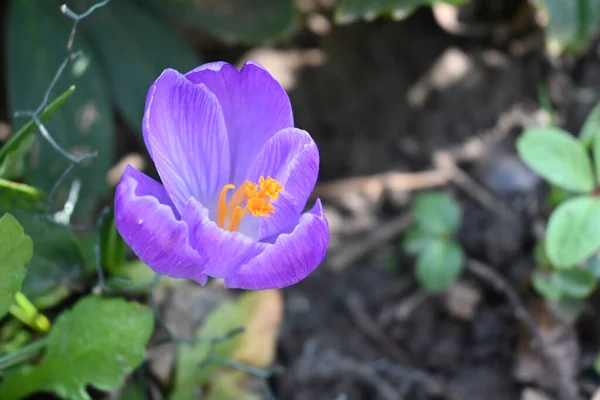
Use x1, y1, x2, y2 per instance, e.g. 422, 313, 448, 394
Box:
217, 176, 283, 232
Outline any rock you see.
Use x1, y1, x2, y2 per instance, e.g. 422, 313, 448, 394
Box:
521, 387, 552, 400
444, 280, 482, 320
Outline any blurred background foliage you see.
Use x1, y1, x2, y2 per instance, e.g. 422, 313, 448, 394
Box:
4, 0, 600, 222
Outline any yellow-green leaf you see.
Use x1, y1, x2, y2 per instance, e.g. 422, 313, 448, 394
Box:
171, 290, 283, 400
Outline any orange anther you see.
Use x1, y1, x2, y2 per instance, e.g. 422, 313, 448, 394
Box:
216, 176, 283, 231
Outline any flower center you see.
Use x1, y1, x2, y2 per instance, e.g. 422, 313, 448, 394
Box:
217, 176, 284, 232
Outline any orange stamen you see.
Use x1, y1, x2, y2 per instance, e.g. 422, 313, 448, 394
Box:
259, 176, 284, 200
216, 176, 283, 232
228, 206, 248, 232
217, 184, 235, 228
246, 197, 274, 217
224, 181, 249, 219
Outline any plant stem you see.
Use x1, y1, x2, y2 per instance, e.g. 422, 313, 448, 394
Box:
0, 338, 49, 371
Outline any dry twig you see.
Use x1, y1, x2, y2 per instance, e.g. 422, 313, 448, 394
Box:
466, 259, 579, 400
327, 213, 413, 271
344, 293, 411, 364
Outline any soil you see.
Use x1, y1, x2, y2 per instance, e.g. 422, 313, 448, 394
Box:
5, 0, 600, 399
262, 4, 600, 400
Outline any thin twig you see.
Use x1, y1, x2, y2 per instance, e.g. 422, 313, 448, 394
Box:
466, 258, 577, 400
344, 293, 411, 364
433, 151, 520, 226
92, 206, 112, 294
327, 212, 413, 271
313, 169, 450, 199
61, 1, 111, 61
195, 329, 281, 398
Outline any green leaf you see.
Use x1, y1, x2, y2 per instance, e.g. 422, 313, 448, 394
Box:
545, 183, 573, 208
0, 296, 154, 400
534, 239, 551, 267
546, 196, 600, 268
584, 252, 600, 278
547, 296, 584, 324
411, 192, 461, 235
0, 213, 33, 319
532, 269, 563, 301
534, 267, 597, 300
0, 179, 46, 213
0, 182, 87, 309
118, 378, 146, 400
172, 290, 282, 400
594, 131, 600, 184
534, 0, 600, 54
517, 127, 594, 192
594, 352, 600, 376
105, 260, 160, 293
8, 0, 113, 220
552, 268, 597, 298
0, 86, 75, 179
148, 0, 297, 44
580, 101, 600, 147
206, 370, 262, 400
402, 225, 438, 256
335, 0, 469, 24
98, 208, 126, 273
415, 240, 464, 293
20, 216, 88, 308
85, 0, 201, 135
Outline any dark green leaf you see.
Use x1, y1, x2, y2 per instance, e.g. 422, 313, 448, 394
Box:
0, 86, 75, 179
552, 268, 597, 298
546, 196, 600, 268
532, 269, 563, 301
533, 267, 597, 300
415, 240, 464, 293
8, 0, 113, 220
0, 213, 33, 319
105, 260, 160, 294
580, 101, 600, 147
411, 192, 461, 235
402, 225, 438, 256
534, 240, 551, 268
545, 184, 572, 208
534, 0, 600, 54
517, 127, 594, 193
0, 179, 46, 213
86, 0, 201, 135
0, 182, 86, 309
594, 352, 600, 376
0, 296, 154, 400
335, 0, 469, 24
118, 377, 146, 400
148, 0, 297, 44
594, 130, 600, 184
98, 208, 126, 273
584, 252, 600, 278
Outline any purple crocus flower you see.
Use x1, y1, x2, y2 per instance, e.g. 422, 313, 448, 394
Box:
114, 61, 329, 290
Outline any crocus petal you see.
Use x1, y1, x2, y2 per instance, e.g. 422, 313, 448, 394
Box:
224, 199, 329, 290
181, 197, 267, 278
114, 165, 207, 284
245, 128, 319, 240
185, 61, 293, 184
143, 68, 230, 212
